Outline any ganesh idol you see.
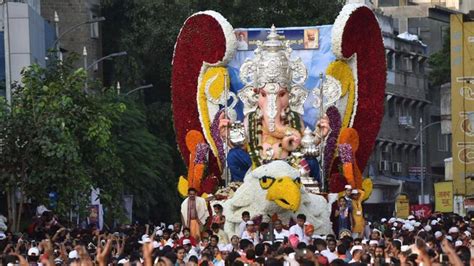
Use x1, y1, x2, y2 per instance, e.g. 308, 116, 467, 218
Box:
219, 26, 330, 180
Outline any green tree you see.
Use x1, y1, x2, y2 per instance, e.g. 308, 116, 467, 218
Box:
429, 29, 450, 86
0, 58, 125, 231
112, 98, 181, 223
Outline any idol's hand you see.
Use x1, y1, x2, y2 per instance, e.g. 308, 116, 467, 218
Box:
316, 114, 331, 139
218, 112, 231, 139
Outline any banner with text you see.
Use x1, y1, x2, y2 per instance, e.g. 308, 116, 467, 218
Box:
434, 181, 453, 213
410, 204, 432, 219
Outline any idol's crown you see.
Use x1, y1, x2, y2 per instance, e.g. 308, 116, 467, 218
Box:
239, 25, 307, 88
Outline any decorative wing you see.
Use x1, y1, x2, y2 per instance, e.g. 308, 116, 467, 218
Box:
171, 11, 237, 177
326, 4, 386, 180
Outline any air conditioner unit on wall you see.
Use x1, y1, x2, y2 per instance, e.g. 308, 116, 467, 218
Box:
399, 116, 414, 128
379, 160, 390, 171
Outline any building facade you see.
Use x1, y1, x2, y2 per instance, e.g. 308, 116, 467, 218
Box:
344, 0, 455, 214
0, 1, 56, 102
41, 0, 102, 80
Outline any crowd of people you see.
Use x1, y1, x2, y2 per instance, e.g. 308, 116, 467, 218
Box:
0, 189, 472, 265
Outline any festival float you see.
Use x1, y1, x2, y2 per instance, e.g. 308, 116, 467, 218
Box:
171, 4, 386, 236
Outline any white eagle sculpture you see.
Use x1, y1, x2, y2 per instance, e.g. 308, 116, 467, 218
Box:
222, 161, 333, 237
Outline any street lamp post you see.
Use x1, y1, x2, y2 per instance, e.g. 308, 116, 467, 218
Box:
51, 15, 105, 54
54, 11, 60, 59
83, 46, 88, 90
415, 119, 442, 204
86, 51, 127, 71
420, 118, 424, 204
83, 51, 127, 91
125, 84, 153, 96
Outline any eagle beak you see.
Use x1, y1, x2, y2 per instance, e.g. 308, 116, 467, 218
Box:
266, 176, 301, 212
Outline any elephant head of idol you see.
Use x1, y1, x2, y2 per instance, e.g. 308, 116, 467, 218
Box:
252, 160, 303, 212
238, 25, 309, 133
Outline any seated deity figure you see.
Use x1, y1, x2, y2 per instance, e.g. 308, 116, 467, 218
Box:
220, 26, 330, 173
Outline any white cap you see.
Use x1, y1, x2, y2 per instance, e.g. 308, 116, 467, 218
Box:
430, 220, 438, 226
246, 221, 254, 225
369, 240, 378, 246
448, 227, 460, 234
409, 220, 416, 226
437, 218, 441, 221
401, 245, 411, 252
396, 218, 404, 223
424, 225, 432, 232
393, 222, 398, 227
408, 226, 415, 232
344, 185, 352, 190
183, 239, 192, 245
446, 235, 453, 241
138, 234, 151, 244
391, 227, 397, 231
36, 205, 50, 216
153, 241, 161, 249
381, 218, 387, 223
165, 239, 174, 247
434, 231, 443, 238
68, 250, 79, 259
28, 247, 40, 256
118, 258, 130, 264
455, 240, 463, 247
407, 215, 415, 220
0, 231, 5, 240
350, 245, 363, 254
464, 231, 471, 237
372, 229, 382, 235
168, 224, 174, 230
351, 189, 359, 194
414, 222, 421, 227
312, 234, 323, 240
362, 239, 368, 245
156, 229, 163, 236
389, 218, 396, 223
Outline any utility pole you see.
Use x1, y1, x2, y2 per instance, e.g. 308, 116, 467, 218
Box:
419, 117, 424, 204
83, 46, 87, 90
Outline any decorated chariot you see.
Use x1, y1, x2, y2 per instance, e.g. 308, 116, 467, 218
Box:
171, 4, 387, 236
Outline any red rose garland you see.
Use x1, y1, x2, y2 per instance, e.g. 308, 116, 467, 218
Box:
171, 12, 230, 177
331, 5, 386, 174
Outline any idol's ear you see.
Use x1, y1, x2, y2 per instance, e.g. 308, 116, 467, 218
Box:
289, 85, 308, 115
238, 85, 259, 116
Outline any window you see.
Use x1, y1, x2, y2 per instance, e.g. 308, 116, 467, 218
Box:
90, 10, 100, 39
404, 57, 413, 72
382, 146, 392, 161
388, 99, 395, 117
387, 53, 393, 70
438, 131, 449, 152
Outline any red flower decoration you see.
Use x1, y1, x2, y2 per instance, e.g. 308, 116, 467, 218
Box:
171, 12, 230, 177
333, 5, 386, 173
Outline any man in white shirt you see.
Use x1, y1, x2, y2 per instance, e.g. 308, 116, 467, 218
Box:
183, 239, 198, 262
238, 211, 250, 237
241, 221, 260, 244
273, 219, 289, 242
289, 214, 306, 240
